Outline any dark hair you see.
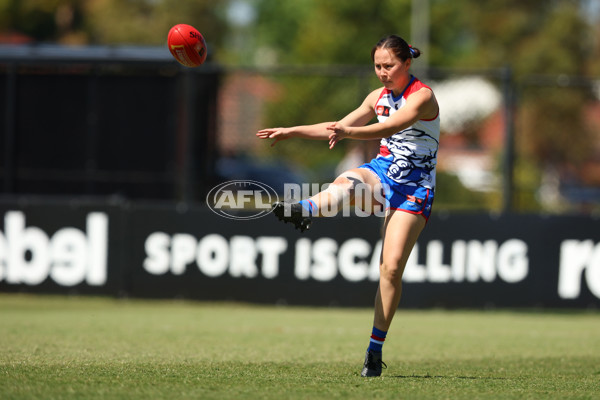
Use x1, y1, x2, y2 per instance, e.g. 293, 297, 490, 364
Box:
371, 35, 421, 61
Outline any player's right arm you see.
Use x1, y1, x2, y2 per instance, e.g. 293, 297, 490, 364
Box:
256, 122, 333, 147
256, 88, 379, 147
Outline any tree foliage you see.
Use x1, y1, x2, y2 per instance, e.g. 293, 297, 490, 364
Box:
85, 0, 228, 47
0, 0, 229, 47
253, 0, 412, 65
0, 0, 86, 42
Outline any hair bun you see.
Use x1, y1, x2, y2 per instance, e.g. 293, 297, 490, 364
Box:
409, 46, 421, 59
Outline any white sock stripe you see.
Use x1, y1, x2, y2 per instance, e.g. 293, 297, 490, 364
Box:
370, 338, 384, 345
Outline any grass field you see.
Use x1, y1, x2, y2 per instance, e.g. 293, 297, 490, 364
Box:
0, 294, 599, 399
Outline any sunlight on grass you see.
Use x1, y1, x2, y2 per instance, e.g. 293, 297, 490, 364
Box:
1, 294, 599, 399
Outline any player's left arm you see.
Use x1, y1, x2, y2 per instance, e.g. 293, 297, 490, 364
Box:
327, 87, 437, 149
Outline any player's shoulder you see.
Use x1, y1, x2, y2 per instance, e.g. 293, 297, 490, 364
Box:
405, 80, 436, 107
406, 78, 433, 97
406, 79, 438, 118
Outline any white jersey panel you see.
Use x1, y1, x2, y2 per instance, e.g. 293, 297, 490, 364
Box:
374, 77, 440, 189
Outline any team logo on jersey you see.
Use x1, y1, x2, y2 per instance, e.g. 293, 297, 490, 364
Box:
406, 194, 423, 205
376, 105, 390, 117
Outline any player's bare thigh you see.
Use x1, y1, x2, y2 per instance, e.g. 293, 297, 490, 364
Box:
335, 167, 385, 214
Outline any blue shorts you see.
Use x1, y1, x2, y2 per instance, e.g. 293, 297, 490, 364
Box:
359, 157, 434, 220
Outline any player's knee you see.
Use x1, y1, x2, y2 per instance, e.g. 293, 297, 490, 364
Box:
332, 175, 353, 190
380, 260, 403, 283
332, 172, 363, 194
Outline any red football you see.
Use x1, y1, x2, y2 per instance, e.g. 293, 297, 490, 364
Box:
167, 24, 207, 68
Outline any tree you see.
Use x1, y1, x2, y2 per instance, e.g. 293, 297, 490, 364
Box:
84, 0, 228, 48
253, 0, 412, 65
0, 0, 86, 43
0, 0, 230, 48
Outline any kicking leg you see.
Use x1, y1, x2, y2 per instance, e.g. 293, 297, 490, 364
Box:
304, 169, 375, 216
272, 168, 381, 231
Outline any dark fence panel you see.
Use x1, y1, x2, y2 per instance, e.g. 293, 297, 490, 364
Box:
0, 199, 598, 308
0, 46, 221, 202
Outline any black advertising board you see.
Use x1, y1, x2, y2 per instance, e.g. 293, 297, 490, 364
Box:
1, 199, 599, 308
128, 204, 600, 308
0, 199, 125, 296
127, 203, 384, 306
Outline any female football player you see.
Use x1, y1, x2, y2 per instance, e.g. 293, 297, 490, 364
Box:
257, 34, 440, 377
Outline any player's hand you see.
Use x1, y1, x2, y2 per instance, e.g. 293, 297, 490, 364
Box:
256, 128, 291, 147
326, 122, 349, 149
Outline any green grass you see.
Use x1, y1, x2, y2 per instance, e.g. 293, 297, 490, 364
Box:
1, 294, 599, 399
